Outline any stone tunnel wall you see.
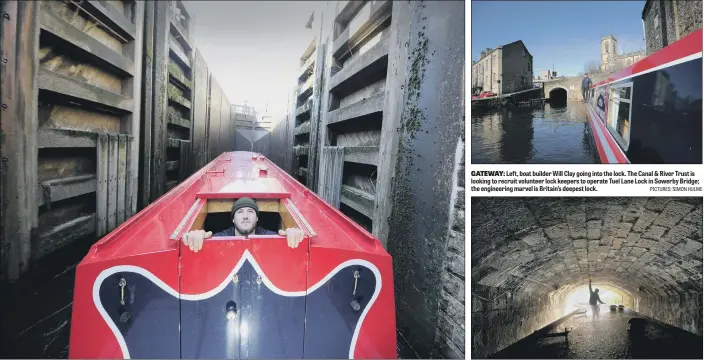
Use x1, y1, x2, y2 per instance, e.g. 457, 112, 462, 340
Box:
637, 289, 703, 334
471, 283, 566, 359
471, 197, 703, 358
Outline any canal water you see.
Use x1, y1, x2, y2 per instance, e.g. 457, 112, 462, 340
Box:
471, 102, 600, 164
0, 235, 96, 358
491, 308, 703, 359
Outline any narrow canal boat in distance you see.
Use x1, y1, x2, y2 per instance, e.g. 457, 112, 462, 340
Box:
587, 29, 702, 164
68, 152, 396, 359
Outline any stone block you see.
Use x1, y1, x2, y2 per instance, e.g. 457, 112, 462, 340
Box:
644, 198, 671, 211
669, 239, 703, 257
585, 200, 606, 221
573, 239, 588, 248
625, 232, 641, 246
620, 246, 633, 256
520, 228, 547, 247
683, 205, 702, 227
635, 238, 657, 249
587, 220, 602, 240
649, 240, 674, 255
566, 213, 587, 239
663, 221, 701, 244
642, 225, 668, 240
653, 201, 695, 228
633, 210, 658, 232
471, 206, 495, 228
612, 238, 624, 249
630, 247, 647, 257
623, 198, 648, 222
614, 222, 632, 238
503, 206, 538, 232
544, 223, 570, 241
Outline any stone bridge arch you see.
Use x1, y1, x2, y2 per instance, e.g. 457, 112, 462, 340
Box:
547, 85, 569, 97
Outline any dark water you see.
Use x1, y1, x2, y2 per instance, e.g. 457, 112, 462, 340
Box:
491, 309, 703, 359
471, 102, 600, 164
0, 235, 96, 359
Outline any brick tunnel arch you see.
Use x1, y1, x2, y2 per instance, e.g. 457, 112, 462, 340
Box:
471, 197, 703, 358
547, 86, 568, 106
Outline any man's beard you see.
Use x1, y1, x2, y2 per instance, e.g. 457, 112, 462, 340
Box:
235, 222, 255, 235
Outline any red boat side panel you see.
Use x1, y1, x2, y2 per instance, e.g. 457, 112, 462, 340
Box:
196, 177, 291, 199
179, 237, 309, 294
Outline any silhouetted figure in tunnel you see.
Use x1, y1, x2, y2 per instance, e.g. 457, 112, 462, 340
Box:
589, 279, 606, 319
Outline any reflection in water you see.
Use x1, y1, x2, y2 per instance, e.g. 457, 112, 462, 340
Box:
471, 102, 599, 164
491, 310, 703, 359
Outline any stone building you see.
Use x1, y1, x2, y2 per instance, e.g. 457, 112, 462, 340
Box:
471, 40, 533, 96
600, 34, 646, 72
538, 69, 558, 80
642, 0, 703, 55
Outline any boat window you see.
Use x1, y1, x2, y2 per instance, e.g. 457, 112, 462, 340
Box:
607, 82, 634, 150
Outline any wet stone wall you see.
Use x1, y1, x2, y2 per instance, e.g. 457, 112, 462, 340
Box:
386, 1, 465, 358
637, 291, 703, 335
471, 285, 566, 359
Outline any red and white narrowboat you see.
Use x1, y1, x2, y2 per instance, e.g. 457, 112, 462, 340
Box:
68, 151, 396, 359
587, 29, 702, 164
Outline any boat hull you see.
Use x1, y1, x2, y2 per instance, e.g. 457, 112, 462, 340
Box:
69, 152, 396, 359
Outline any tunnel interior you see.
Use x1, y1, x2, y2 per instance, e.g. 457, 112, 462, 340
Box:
548, 88, 568, 107
471, 198, 703, 358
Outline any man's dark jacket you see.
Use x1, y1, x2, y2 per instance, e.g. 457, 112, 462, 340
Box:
582, 77, 592, 89
214, 226, 277, 236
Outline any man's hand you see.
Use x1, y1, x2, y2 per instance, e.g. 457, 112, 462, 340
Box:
181, 230, 212, 252
279, 228, 305, 248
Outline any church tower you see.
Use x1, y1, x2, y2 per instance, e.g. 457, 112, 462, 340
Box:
601, 34, 618, 71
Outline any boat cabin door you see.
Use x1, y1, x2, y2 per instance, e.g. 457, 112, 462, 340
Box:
176, 198, 310, 359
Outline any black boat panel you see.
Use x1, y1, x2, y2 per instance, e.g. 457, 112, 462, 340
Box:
96, 260, 378, 359
304, 265, 378, 358
98, 272, 181, 359
623, 57, 702, 163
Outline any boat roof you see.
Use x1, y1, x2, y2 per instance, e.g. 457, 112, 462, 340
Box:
590, 28, 702, 89
84, 151, 387, 263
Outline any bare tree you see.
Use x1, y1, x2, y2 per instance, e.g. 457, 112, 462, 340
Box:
583, 60, 601, 74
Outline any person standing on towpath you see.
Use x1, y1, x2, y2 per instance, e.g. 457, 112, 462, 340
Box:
582, 73, 593, 103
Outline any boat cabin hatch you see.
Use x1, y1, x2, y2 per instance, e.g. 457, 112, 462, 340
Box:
172, 197, 316, 240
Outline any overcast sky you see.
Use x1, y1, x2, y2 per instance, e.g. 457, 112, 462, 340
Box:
186, 1, 322, 122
